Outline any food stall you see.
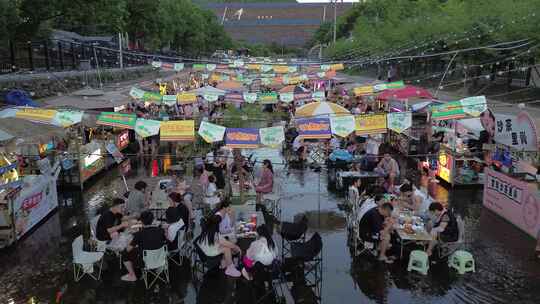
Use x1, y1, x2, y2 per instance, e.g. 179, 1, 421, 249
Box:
426, 97, 490, 186
0, 154, 60, 248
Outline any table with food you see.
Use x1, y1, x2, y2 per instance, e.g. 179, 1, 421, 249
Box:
394, 210, 432, 258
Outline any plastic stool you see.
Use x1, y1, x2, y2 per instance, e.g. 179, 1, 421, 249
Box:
448, 250, 475, 274
407, 250, 429, 275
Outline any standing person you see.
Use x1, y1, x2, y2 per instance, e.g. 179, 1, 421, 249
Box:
196, 215, 242, 277
210, 159, 227, 190
292, 135, 306, 162
121, 211, 167, 282
376, 153, 400, 190
204, 175, 221, 208
126, 181, 147, 218
255, 159, 274, 204
348, 177, 361, 206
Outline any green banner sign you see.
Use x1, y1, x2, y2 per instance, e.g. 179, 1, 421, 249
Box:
97, 112, 137, 129
258, 92, 278, 104
135, 119, 161, 138
259, 126, 285, 147
198, 121, 226, 143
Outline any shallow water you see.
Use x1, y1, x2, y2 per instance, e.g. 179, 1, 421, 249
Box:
1, 147, 540, 304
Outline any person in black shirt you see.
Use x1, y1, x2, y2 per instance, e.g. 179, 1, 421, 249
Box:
210, 159, 227, 190
358, 203, 394, 263
96, 198, 128, 242
121, 211, 167, 282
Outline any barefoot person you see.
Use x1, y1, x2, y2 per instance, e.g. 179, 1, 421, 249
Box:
358, 202, 395, 263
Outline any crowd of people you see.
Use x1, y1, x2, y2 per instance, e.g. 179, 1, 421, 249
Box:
93, 152, 277, 282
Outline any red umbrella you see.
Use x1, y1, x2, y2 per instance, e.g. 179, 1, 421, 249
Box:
377, 86, 434, 100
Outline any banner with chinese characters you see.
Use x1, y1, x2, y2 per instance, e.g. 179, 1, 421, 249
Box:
143, 91, 162, 103
135, 119, 161, 138
174, 63, 184, 71
373, 80, 405, 92
160, 120, 195, 141
483, 168, 540, 238
355, 113, 387, 135
243, 92, 258, 104
312, 91, 325, 102
297, 117, 332, 139
353, 86, 374, 96
330, 115, 356, 137
432, 96, 487, 120
96, 112, 137, 129
258, 92, 278, 104
259, 126, 285, 147
162, 95, 177, 106
198, 121, 226, 143
330, 63, 345, 71
279, 92, 294, 103
246, 64, 261, 71
52, 110, 83, 127
192, 64, 206, 71
225, 128, 260, 148
203, 93, 220, 102
129, 87, 145, 99
493, 111, 538, 151
206, 64, 216, 71
387, 112, 412, 133
15, 108, 57, 124
177, 93, 197, 104
273, 65, 289, 74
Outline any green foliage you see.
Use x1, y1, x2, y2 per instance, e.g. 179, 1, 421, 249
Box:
316, 0, 540, 60
2, 0, 232, 56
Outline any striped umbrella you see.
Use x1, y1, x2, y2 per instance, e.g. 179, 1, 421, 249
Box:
295, 102, 350, 118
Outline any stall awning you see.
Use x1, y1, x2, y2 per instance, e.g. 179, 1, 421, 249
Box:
0, 118, 65, 143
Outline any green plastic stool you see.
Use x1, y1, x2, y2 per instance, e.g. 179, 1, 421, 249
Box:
407, 250, 429, 275
448, 250, 475, 274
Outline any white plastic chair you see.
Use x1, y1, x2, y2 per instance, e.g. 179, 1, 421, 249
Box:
142, 246, 169, 289
72, 235, 104, 282
91, 214, 124, 268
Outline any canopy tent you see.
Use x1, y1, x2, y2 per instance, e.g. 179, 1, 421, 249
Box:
0, 117, 65, 144
377, 86, 434, 101
43, 89, 132, 110
188, 85, 226, 96
295, 102, 350, 118
279, 85, 306, 94
216, 80, 245, 91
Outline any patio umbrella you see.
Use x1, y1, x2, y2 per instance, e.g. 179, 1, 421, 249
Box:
295, 101, 350, 117
377, 86, 433, 100
279, 85, 305, 94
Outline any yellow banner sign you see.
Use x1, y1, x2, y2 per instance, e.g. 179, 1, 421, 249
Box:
355, 113, 387, 135
176, 93, 197, 104
288, 76, 302, 85
160, 120, 195, 141
330, 63, 345, 71
353, 86, 374, 96
273, 65, 289, 74
15, 108, 57, 123
246, 64, 261, 70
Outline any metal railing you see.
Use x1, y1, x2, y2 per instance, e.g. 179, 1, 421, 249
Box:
0, 39, 165, 74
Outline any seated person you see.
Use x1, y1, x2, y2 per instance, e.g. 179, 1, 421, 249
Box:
215, 201, 234, 235
426, 202, 459, 257
174, 176, 194, 220
204, 175, 221, 208
398, 183, 431, 215
165, 193, 189, 250
96, 198, 129, 243
241, 225, 278, 280
358, 203, 395, 263
121, 211, 167, 281
292, 135, 306, 161
196, 215, 242, 277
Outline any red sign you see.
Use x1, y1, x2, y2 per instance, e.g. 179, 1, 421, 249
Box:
116, 130, 129, 150
22, 192, 43, 211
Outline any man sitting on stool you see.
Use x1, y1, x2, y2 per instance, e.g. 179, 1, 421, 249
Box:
358, 203, 395, 263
